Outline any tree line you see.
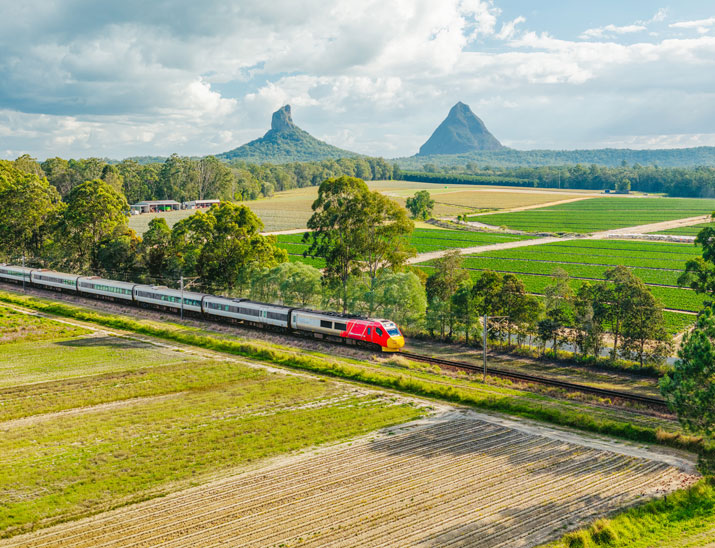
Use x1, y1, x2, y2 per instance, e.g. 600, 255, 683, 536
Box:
0, 162, 678, 369
13, 153, 396, 205
398, 163, 715, 198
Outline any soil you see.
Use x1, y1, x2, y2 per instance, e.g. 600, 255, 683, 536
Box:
2, 409, 697, 548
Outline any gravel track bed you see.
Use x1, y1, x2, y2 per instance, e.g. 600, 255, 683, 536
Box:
3, 411, 696, 548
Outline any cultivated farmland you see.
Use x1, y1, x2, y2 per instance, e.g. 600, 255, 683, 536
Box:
417, 239, 706, 333
3, 411, 695, 548
469, 197, 715, 233
277, 228, 533, 260
0, 309, 423, 538
128, 182, 603, 234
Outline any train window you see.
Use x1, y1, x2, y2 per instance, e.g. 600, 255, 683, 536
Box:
320, 320, 332, 329
334, 322, 347, 331
367, 327, 371, 336
376, 328, 384, 337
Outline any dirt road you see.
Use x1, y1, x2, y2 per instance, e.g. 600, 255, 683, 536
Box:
409, 215, 710, 264
2, 410, 695, 548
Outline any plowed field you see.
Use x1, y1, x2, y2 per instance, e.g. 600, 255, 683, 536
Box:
3, 411, 696, 548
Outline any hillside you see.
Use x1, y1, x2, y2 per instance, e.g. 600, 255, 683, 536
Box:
417, 102, 504, 155
398, 146, 715, 168
217, 105, 358, 164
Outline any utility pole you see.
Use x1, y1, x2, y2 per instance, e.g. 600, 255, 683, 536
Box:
22, 254, 26, 292
180, 275, 184, 321
482, 313, 487, 382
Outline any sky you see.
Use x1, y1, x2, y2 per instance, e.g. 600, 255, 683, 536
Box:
1, 0, 715, 160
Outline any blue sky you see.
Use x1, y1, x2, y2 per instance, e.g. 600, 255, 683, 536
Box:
1, 1, 714, 159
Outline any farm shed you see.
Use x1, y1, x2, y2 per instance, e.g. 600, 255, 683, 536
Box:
130, 200, 182, 214
184, 199, 220, 209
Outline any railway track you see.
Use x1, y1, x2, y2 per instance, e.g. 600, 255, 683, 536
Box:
399, 351, 670, 411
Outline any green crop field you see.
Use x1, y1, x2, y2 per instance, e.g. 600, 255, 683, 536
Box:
0, 312, 423, 537
468, 197, 715, 233
417, 238, 708, 333
656, 221, 714, 236
277, 228, 533, 263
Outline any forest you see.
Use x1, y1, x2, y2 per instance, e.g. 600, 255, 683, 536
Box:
398, 163, 715, 198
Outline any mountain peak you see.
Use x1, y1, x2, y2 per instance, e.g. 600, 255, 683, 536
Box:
216, 105, 358, 164
417, 102, 504, 156
271, 105, 295, 132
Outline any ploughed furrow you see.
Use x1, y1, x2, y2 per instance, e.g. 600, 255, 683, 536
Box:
323, 450, 642, 548
1, 412, 695, 548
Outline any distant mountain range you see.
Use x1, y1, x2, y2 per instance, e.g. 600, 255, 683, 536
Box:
216, 105, 358, 164
116, 103, 715, 168
417, 102, 504, 155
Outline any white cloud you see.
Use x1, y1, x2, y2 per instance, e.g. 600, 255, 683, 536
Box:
670, 17, 715, 34
581, 24, 646, 40
496, 16, 526, 40
0, 1, 714, 158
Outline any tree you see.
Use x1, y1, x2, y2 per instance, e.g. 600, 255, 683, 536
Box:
101, 164, 124, 193
573, 283, 605, 358
660, 306, 715, 437
304, 176, 370, 313
14, 154, 45, 178
679, 218, 715, 297
360, 192, 415, 314
425, 250, 469, 339
620, 280, 672, 366
0, 160, 62, 260
372, 271, 427, 329
196, 156, 234, 200
95, 226, 142, 280
406, 190, 435, 221
452, 281, 476, 343
139, 218, 173, 280
541, 268, 574, 355
60, 179, 129, 271
189, 202, 287, 292
305, 176, 413, 313
599, 266, 639, 359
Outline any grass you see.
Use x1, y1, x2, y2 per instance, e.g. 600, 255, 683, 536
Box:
469, 197, 715, 233
542, 479, 715, 548
0, 302, 424, 537
0, 290, 707, 466
0, 375, 420, 536
0, 336, 200, 388
0, 304, 90, 344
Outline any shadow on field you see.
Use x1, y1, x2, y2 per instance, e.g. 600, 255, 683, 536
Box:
420, 495, 612, 547
55, 336, 150, 350
370, 417, 644, 480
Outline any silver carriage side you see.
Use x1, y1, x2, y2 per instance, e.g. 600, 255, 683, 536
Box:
78, 277, 135, 301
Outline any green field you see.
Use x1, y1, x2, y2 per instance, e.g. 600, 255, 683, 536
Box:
0, 312, 423, 537
277, 228, 533, 262
416, 238, 707, 333
656, 221, 713, 236
469, 197, 715, 233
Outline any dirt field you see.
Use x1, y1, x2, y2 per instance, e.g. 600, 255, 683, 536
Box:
3, 410, 696, 548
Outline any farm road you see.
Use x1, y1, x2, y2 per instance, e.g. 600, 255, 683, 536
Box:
4, 409, 695, 548
409, 214, 711, 264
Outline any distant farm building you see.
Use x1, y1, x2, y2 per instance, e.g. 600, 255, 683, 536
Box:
184, 199, 220, 209
130, 200, 182, 214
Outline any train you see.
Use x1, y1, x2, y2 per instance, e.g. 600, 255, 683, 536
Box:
0, 265, 405, 352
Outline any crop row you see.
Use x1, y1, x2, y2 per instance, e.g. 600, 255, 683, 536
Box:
478, 248, 692, 271
459, 256, 683, 287
656, 222, 712, 236
544, 239, 702, 255
418, 263, 707, 314
469, 197, 715, 233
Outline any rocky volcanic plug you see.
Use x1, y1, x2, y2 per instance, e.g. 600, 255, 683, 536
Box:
418, 102, 504, 156
217, 105, 357, 164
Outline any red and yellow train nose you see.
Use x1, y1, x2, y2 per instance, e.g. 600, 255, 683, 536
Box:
383, 334, 405, 352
